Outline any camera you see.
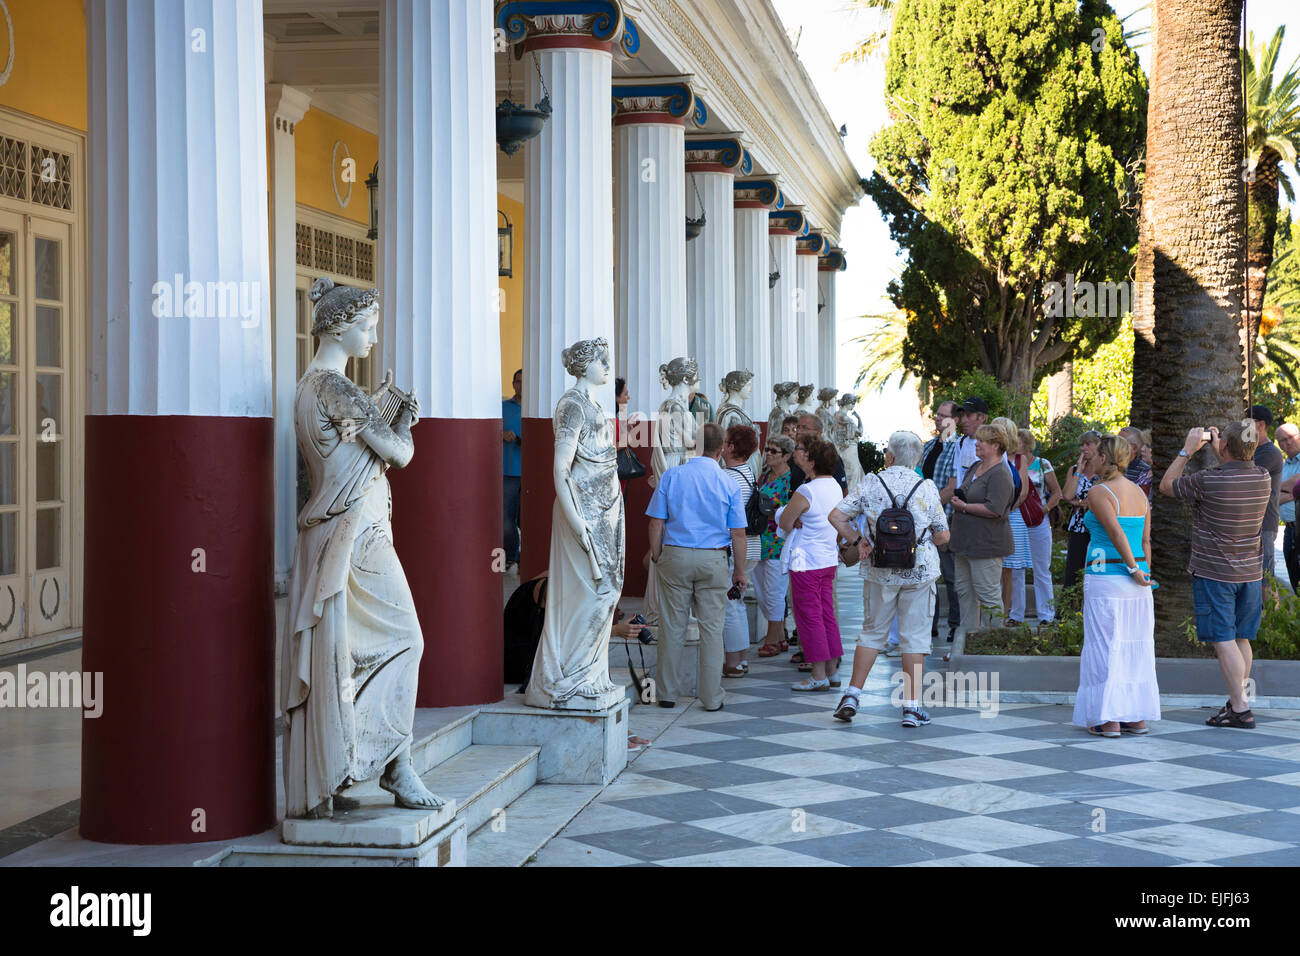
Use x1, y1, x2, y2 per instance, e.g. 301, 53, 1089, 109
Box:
727, 581, 745, 600
953, 488, 968, 503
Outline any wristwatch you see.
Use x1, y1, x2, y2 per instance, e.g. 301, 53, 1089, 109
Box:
1178, 449, 1189, 458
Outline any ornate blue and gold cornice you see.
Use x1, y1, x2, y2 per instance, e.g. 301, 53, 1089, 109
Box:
733, 177, 782, 210
818, 246, 847, 271
797, 230, 826, 256
769, 206, 809, 237
495, 1, 638, 55
685, 135, 751, 175
611, 78, 704, 127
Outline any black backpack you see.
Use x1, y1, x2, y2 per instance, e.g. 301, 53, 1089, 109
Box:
868, 474, 927, 570
728, 467, 774, 536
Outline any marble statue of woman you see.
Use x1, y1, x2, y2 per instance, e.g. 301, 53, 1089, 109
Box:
649, 356, 699, 487
816, 387, 839, 435
716, 369, 761, 477
833, 392, 865, 490
796, 383, 817, 417
281, 277, 443, 819
524, 338, 626, 710
767, 381, 799, 441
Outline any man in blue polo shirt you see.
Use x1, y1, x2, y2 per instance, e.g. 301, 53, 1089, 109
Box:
502, 369, 523, 572
647, 423, 747, 712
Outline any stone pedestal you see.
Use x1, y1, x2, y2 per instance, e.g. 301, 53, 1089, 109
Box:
282, 801, 457, 850
474, 693, 630, 785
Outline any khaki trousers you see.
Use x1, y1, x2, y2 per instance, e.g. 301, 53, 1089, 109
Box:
954, 554, 1005, 639
655, 544, 730, 709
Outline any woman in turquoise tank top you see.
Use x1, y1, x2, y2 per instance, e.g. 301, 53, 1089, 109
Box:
1073, 436, 1160, 738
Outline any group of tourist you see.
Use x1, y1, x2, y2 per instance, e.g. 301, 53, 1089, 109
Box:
502, 369, 1295, 737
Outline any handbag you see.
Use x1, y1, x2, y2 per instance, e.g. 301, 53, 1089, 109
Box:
617, 447, 646, 481
1019, 455, 1045, 527
838, 538, 861, 567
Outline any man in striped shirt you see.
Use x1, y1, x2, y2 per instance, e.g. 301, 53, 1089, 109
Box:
1159, 422, 1271, 729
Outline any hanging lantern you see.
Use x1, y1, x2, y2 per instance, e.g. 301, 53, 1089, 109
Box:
685, 172, 707, 241
768, 238, 780, 288
497, 51, 552, 156
498, 210, 514, 278
365, 162, 379, 241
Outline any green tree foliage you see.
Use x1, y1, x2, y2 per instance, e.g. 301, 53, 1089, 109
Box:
864, 0, 1148, 397
1255, 207, 1300, 422
1031, 316, 1134, 438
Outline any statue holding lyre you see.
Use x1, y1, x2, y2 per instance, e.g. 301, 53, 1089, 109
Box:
524, 338, 625, 710
281, 277, 443, 819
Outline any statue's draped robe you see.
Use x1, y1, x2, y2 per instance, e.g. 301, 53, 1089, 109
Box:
524, 389, 625, 708
832, 408, 864, 491
281, 369, 422, 817
767, 403, 792, 445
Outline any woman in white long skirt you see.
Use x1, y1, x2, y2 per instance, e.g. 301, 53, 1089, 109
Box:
1072, 436, 1160, 737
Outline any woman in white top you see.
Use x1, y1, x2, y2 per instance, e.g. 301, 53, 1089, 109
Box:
777, 437, 845, 691
721, 425, 764, 677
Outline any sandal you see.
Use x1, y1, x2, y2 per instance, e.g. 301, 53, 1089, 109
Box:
797, 662, 813, 673
791, 651, 806, 665
1088, 725, 1120, 738
1206, 707, 1255, 729
779, 638, 790, 652
757, 643, 782, 658
722, 664, 748, 678
627, 734, 651, 753
1119, 722, 1150, 735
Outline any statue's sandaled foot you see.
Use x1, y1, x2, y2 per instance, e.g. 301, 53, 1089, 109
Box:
379, 758, 445, 811
306, 798, 333, 819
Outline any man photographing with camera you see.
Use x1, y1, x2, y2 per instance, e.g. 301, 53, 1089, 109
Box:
1158, 422, 1272, 729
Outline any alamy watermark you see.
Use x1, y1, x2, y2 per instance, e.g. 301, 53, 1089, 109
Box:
1042, 274, 1136, 320
151, 274, 261, 328
0, 665, 103, 718
889, 670, 1000, 717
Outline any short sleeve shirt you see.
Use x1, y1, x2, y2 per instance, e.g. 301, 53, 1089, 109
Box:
1170, 460, 1271, 583
836, 467, 948, 585
646, 456, 746, 548
1254, 441, 1284, 540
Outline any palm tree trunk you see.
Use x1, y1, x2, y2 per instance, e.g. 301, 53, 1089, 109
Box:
1245, 148, 1282, 354
1139, 0, 1248, 654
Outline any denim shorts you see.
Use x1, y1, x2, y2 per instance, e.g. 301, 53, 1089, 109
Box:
1192, 575, 1263, 643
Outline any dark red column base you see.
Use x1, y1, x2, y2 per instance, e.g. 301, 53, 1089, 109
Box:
519, 417, 556, 582
622, 444, 654, 597
81, 415, 276, 845
388, 418, 504, 707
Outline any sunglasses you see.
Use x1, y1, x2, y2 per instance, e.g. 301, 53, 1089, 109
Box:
764, 447, 784, 454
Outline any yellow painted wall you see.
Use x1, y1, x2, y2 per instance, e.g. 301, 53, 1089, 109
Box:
0, 0, 86, 130
498, 193, 524, 396
293, 108, 377, 227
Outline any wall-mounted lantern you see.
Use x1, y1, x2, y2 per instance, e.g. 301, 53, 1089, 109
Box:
498, 210, 514, 278
365, 162, 379, 241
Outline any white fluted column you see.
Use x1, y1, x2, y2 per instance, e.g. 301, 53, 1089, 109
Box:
685, 137, 746, 395
84, 0, 275, 844
380, 0, 502, 705
266, 84, 310, 585
769, 228, 798, 385
796, 248, 820, 385
817, 258, 840, 387
614, 118, 687, 418
511, 6, 627, 580
734, 178, 780, 430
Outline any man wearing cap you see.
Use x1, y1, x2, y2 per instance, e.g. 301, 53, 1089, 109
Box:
1278, 422, 1300, 592
940, 397, 990, 500
1251, 404, 1285, 581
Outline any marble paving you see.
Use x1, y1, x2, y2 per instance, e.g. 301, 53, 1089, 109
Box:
529, 566, 1300, 867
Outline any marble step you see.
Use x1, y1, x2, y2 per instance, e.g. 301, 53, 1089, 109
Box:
466, 784, 601, 867
418, 743, 539, 836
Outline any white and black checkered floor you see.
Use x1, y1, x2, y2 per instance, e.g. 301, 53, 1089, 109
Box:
531, 572, 1300, 867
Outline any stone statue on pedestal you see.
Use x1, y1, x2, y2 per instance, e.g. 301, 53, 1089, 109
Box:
767, 381, 800, 441
716, 369, 761, 477
281, 277, 443, 820
816, 387, 839, 435
649, 357, 700, 487
524, 338, 626, 711
796, 383, 817, 416
833, 392, 865, 491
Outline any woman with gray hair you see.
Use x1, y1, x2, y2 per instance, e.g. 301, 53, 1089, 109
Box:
828, 430, 950, 725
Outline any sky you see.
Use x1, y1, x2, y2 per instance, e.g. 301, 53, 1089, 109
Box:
771, 0, 1299, 442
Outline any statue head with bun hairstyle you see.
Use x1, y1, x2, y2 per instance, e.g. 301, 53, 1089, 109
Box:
773, 381, 799, 401
719, 369, 754, 395
561, 337, 610, 379
817, 387, 839, 403
796, 383, 816, 404
309, 276, 379, 338
658, 357, 699, 389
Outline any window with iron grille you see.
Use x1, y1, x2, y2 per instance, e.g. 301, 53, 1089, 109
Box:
313, 228, 334, 272
30, 147, 72, 211
0, 137, 28, 202
295, 223, 312, 267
